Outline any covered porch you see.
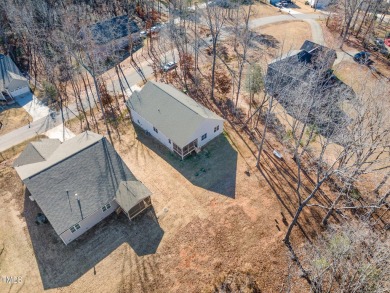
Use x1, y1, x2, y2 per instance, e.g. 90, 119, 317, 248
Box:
115, 181, 152, 220
173, 139, 199, 160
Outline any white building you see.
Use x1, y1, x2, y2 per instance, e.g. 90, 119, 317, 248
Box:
0, 54, 30, 101
309, 0, 332, 9
126, 81, 224, 159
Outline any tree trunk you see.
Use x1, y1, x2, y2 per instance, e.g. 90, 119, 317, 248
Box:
256, 95, 272, 167
210, 39, 217, 100
373, 170, 390, 194
284, 182, 323, 244
322, 192, 343, 226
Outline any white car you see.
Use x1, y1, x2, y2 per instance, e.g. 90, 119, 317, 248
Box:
161, 61, 177, 72
139, 31, 147, 38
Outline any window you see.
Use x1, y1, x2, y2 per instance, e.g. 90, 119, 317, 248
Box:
168, 139, 171, 144
214, 125, 220, 133
153, 127, 158, 133
102, 203, 111, 212
137, 119, 140, 124
70, 223, 81, 233
201, 133, 207, 141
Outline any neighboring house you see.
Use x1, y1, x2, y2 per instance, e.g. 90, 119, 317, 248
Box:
309, 0, 332, 9
265, 40, 355, 137
0, 54, 30, 101
126, 81, 224, 159
265, 40, 340, 97
14, 131, 152, 245
82, 15, 140, 61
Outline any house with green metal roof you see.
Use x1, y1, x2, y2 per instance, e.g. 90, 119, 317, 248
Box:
126, 81, 224, 159
14, 131, 152, 245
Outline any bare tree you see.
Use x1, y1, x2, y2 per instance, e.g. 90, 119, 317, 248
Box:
203, 2, 228, 100
297, 223, 390, 292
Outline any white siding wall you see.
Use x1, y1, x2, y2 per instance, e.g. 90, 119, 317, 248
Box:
59, 199, 119, 245
10, 87, 30, 97
309, 0, 331, 8
130, 109, 174, 151
191, 119, 224, 148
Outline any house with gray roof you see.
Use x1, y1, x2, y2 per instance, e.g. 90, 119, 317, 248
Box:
14, 131, 152, 245
0, 54, 30, 101
80, 15, 141, 71
126, 81, 224, 159
265, 40, 355, 138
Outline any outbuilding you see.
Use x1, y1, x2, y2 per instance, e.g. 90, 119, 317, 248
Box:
14, 131, 152, 245
126, 81, 224, 159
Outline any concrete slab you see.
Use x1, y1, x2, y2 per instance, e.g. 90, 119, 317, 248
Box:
14, 93, 50, 121
44, 124, 75, 142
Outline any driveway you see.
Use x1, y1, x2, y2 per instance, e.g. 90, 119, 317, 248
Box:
14, 92, 51, 121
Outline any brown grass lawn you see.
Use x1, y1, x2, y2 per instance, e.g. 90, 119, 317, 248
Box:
255, 20, 312, 57
0, 105, 32, 135
251, 2, 282, 18
0, 108, 327, 293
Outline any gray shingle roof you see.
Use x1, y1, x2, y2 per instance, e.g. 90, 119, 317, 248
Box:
115, 181, 152, 212
0, 54, 27, 92
13, 139, 61, 167
264, 41, 355, 139
126, 81, 224, 148
14, 131, 146, 235
89, 15, 139, 45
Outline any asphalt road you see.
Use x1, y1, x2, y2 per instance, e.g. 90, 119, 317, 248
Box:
0, 13, 325, 153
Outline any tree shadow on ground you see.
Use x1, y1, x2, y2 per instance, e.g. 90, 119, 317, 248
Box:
250, 32, 280, 49
23, 189, 164, 290
134, 125, 238, 198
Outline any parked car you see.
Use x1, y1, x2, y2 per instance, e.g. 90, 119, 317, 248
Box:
375, 38, 385, 48
150, 26, 160, 33
281, 0, 289, 6
139, 31, 147, 38
275, 2, 283, 8
161, 61, 177, 72
353, 52, 372, 65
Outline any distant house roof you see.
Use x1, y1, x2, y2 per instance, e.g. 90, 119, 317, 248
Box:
88, 15, 139, 45
0, 54, 27, 92
115, 181, 152, 213
265, 40, 338, 95
265, 40, 355, 138
126, 81, 224, 148
14, 131, 150, 236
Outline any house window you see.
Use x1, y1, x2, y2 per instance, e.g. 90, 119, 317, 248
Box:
168, 139, 171, 144
201, 133, 207, 141
70, 223, 81, 233
214, 125, 219, 133
102, 203, 111, 212
153, 127, 158, 133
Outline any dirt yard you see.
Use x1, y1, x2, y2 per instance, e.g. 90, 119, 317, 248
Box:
254, 20, 312, 57
0, 105, 31, 135
0, 109, 325, 293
